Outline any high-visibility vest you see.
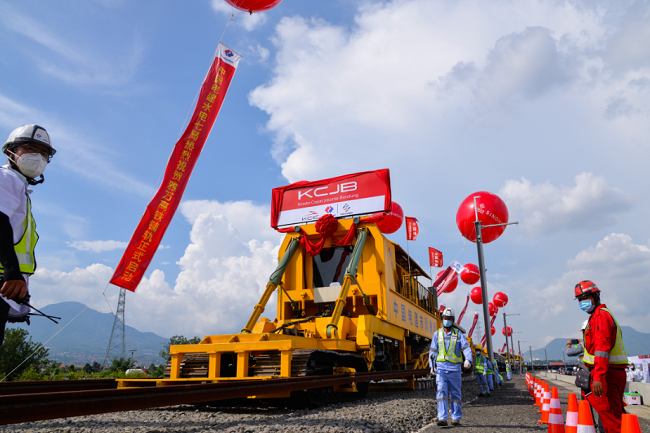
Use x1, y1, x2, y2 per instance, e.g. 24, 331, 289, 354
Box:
583, 307, 628, 366
486, 361, 493, 374
506, 364, 511, 372
0, 192, 38, 275
474, 355, 484, 373
436, 328, 463, 363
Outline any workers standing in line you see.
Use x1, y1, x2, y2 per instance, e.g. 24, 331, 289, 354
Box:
0, 125, 55, 346
575, 280, 628, 433
429, 308, 473, 427
506, 361, 512, 380
474, 346, 490, 397
492, 359, 501, 390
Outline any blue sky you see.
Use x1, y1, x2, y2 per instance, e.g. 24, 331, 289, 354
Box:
2, 0, 649, 353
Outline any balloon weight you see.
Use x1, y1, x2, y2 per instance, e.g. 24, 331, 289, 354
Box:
460, 263, 480, 285
376, 202, 404, 234
456, 191, 509, 244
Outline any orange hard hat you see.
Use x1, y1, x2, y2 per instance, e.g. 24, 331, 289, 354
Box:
574, 280, 600, 299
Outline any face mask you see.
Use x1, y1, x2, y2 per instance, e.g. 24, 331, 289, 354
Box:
443, 320, 453, 327
579, 300, 594, 313
8, 150, 48, 178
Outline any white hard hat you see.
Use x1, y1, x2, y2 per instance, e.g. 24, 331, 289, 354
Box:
442, 307, 455, 319
3, 125, 56, 159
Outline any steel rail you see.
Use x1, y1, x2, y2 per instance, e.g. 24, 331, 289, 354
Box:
0, 369, 429, 425
0, 378, 117, 396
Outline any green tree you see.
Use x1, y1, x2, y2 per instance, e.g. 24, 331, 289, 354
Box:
159, 335, 201, 362
0, 328, 50, 381
151, 364, 166, 378
83, 363, 93, 374
68, 364, 76, 373
110, 357, 134, 372
92, 361, 102, 372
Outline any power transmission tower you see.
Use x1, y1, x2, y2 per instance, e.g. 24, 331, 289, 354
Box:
103, 288, 127, 369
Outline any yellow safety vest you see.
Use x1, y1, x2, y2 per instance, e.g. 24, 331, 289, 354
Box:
583, 307, 628, 366
0, 192, 38, 275
506, 364, 511, 372
436, 328, 463, 363
474, 354, 484, 373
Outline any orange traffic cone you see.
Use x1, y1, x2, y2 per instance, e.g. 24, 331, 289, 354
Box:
535, 380, 542, 407
577, 400, 596, 433
621, 413, 642, 433
538, 382, 546, 413
539, 383, 551, 423
565, 393, 578, 433
547, 387, 565, 433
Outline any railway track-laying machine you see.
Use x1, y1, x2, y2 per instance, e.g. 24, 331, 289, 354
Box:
131, 170, 463, 403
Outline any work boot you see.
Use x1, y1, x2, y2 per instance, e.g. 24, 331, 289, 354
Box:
451, 420, 460, 426
478, 393, 485, 397
437, 419, 448, 426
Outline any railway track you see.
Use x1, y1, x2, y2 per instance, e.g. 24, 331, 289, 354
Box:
0, 368, 429, 426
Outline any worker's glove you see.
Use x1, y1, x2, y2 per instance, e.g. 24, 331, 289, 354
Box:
464, 360, 471, 369
483, 371, 487, 376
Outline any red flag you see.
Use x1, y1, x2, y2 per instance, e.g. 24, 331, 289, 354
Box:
438, 303, 446, 314
467, 311, 479, 337
433, 266, 458, 297
110, 43, 241, 292
501, 343, 507, 353
405, 217, 419, 241
457, 293, 470, 325
428, 247, 443, 267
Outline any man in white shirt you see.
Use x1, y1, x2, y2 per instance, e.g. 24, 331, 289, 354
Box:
0, 125, 55, 345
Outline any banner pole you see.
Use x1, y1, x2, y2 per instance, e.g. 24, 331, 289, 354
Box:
406, 238, 413, 294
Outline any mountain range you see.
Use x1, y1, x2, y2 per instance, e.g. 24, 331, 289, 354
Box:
529, 326, 650, 361
8, 302, 168, 366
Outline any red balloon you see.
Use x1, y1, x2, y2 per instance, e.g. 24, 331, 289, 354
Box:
376, 202, 404, 234
436, 270, 459, 293
491, 325, 496, 336
224, 0, 283, 13
460, 263, 480, 285
493, 292, 509, 308
502, 326, 513, 337
470, 286, 482, 304
456, 191, 509, 244
489, 302, 498, 317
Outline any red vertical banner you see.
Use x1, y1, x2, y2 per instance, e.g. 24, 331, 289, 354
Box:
457, 292, 470, 325
428, 247, 443, 267
467, 311, 479, 338
405, 217, 419, 241
110, 43, 242, 292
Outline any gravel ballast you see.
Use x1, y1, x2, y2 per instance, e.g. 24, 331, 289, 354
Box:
2, 375, 647, 432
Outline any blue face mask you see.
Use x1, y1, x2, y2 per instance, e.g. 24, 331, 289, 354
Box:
443, 320, 453, 327
579, 300, 593, 313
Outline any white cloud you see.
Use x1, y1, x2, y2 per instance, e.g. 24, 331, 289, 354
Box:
500, 173, 635, 235
0, 2, 143, 87
67, 240, 128, 253
210, 0, 268, 31
247, 0, 650, 190
30, 201, 281, 338
533, 233, 650, 331
0, 93, 152, 196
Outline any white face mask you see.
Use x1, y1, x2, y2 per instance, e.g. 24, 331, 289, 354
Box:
8, 150, 48, 178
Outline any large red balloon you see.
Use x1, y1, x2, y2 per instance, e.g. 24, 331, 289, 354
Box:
460, 263, 480, 285
470, 286, 482, 304
489, 302, 498, 317
456, 191, 509, 244
436, 270, 459, 293
493, 292, 509, 308
376, 202, 404, 234
503, 326, 513, 337
224, 0, 283, 13
491, 325, 496, 336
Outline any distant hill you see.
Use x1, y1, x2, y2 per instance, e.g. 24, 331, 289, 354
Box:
531, 326, 650, 361
8, 302, 168, 366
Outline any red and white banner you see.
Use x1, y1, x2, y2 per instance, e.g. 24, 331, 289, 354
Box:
405, 217, 419, 241
434, 260, 462, 297
110, 43, 241, 292
501, 343, 507, 353
467, 311, 480, 338
271, 169, 391, 229
428, 247, 443, 267
438, 303, 446, 314
481, 314, 499, 347
457, 293, 470, 325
